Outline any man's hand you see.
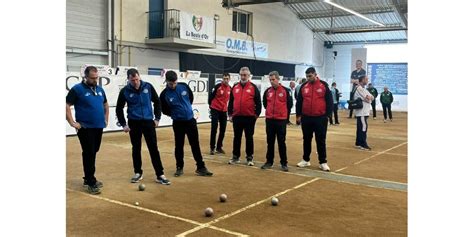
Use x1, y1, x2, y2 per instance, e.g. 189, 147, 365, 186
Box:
296, 116, 301, 125
123, 125, 131, 133
228, 116, 233, 123
71, 122, 81, 131
154, 120, 160, 128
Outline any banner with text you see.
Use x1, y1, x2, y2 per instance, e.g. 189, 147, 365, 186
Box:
180, 11, 215, 44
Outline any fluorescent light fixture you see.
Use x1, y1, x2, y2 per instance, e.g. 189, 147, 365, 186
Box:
324, 0, 385, 27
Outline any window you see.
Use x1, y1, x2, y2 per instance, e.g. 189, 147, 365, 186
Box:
232, 11, 252, 35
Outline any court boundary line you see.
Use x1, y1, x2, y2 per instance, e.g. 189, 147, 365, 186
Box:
175, 178, 320, 236
335, 141, 408, 172
66, 188, 248, 237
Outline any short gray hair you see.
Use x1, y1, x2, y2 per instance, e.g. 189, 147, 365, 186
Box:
268, 71, 280, 80
239, 67, 250, 75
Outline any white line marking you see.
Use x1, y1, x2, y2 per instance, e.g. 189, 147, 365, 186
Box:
335, 142, 408, 172
176, 178, 320, 236
66, 188, 247, 236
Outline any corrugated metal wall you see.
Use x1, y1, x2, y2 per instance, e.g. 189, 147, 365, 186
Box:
66, 0, 108, 71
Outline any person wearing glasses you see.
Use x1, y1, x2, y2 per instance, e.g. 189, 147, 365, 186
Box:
228, 67, 262, 166
160, 70, 213, 177
66, 66, 109, 194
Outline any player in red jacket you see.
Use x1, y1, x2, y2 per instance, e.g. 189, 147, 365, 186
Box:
208, 73, 231, 155
228, 67, 262, 166
261, 71, 293, 172
295, 67, 333, 171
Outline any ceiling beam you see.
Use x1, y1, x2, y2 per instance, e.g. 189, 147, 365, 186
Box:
284, 0, 323, 4
315, 26, 407, 34
391, 0, 408, 27
298, 7, 394, 19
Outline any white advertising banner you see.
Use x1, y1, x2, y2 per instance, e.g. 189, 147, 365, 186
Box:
66, 72, 210, 136
179, 11, 215, 44
197, 36, 269, 59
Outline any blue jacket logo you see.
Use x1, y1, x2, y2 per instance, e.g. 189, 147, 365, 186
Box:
144, 89, 149, 94
85, 92, 91, 97
181, 91, 187, 96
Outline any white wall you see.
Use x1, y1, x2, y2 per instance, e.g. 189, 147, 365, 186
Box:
168, 1, 317, 65
322, 43, 408, 112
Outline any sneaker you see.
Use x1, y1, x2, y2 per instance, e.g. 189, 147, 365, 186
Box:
174, 167, 184, 177
131, 173, 143, 183
334, 123, 340, 126
216, 148, 226, 154
280, 165, 289, 172
261, 163, 273, 169
156, 175, 171, 185
83, 180, 103, 188
354, 145, 362, 149
390, 119, 393, 122
296, 160, 311, 167
85, 184, 101, 195
359, 146, 372, 151
210, 149, 216, 155
228, 156, 240, 165
319, 163, 331, 172
196, 167, 213, 176
373, 117, 377, 120
246, 156, 254, 166
384, 119, 387, 123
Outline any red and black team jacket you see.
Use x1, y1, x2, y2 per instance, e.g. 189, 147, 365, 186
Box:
228, 81, 262, 117
296, 79, 333, 117
263, 84, 293, 120
208, 83, 231, 112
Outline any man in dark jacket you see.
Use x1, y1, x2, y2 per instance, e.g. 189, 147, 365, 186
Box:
367, 83, 378, 120
261, 71, 293, 172
160, 70, 213, 177
380, 86, 394, 122
228, 67, 262, 166
116, 69, 170, 185
349, 60, 366, 118
296, 67, 333, 171
208, 73, 231, 155
329, 82, 341, 125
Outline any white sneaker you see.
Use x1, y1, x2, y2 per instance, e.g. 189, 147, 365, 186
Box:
373, 117, 377, 120
319, 163, 331, 172
383, 119, 387, 123
296, 160, 311, 167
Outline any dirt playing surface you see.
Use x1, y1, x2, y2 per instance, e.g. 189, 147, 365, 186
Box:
67, 110, 407, 236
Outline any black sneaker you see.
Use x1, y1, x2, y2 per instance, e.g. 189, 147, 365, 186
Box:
131, 173, 143, 183
280, 165, 289, 172
228, 155, 240, 165
196, 167, 213, 176
156, 175, 171, 185
85, 184, 101, 195
261, 163, 273, 169
174, 167, 184, 177
246, 156, 254, 166
360, 146, 372, 151
216, 148, 226, 154
83, 180, 103, 188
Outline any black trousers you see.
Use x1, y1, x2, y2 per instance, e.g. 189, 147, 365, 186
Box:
356, 116, 369, 147
382, 103, 393, 120
301, 116, 328, 164
232, 116, 257, 159
371, 100, 377, 118
329, 103, 339, 124
286, 110, 291, 124
77, 128, 103, 186
172, 118, 205, 169
128, 119, 164, 177
210, 109, 227, 150
265, 119, 287, 165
